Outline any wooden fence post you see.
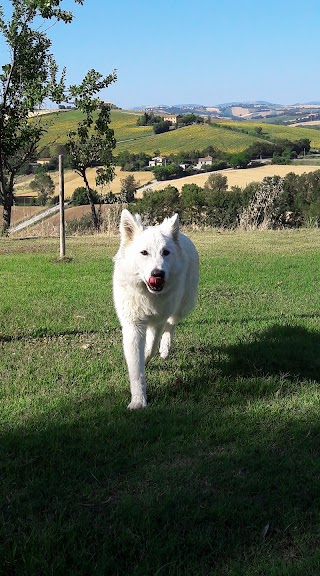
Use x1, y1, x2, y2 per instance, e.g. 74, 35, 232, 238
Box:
59, 154, 66, 259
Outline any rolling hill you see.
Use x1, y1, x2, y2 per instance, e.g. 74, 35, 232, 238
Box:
36, 109, 320, 158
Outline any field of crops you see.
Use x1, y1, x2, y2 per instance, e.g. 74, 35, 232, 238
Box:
229, 120, 320, 148
145, 164, 320, 196
36, 110, 320, 158
37, 110, 153, 152
115, 123, 263, 155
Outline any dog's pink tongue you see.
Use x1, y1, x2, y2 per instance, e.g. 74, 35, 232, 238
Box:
148, 276, 164, 289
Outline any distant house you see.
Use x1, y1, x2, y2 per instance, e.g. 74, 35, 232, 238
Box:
36, 158, 51, 165
161, 114, 178, 125
194, 155, 213, 170
148, 156, 167, 168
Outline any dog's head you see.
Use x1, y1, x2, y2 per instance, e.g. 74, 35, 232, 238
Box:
116, 209, 181, 294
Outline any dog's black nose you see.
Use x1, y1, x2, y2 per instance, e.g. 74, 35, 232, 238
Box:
151, 268, 165, 278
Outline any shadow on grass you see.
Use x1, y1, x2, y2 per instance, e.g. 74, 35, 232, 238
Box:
2, 324, 320, 575
221, 324, 320, 383
0, 327, 118, 343
151, 324, 320, 406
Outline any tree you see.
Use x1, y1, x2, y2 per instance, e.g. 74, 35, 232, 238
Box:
152, 164, 184, 181
204, 173, 228, 194
153, 120, 171, 134
239, 176, 284, 230
229, 151, 251, 168
0, 0, 83, 234
120, 175, 140, 203
177, 113, 202, 126
180, 183, 206, 224
138, 185, 180, 224
66, 69, 117, 231
29, 172, 55, 205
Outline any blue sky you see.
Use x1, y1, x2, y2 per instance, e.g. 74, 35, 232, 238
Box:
1, 0, 320, 108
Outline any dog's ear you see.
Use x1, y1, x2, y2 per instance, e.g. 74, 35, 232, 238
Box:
160, 213, 179, 241
120, 209, 143, 244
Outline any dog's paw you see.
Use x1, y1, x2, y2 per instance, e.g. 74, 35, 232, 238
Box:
160, 351, 169, 360
128, 396, 148, 410
159, 343, 170, 360
159, 333, 172, 359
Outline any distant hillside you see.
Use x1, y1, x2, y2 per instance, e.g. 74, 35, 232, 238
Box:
36, 109, 320, 158
133, 101, 320, 124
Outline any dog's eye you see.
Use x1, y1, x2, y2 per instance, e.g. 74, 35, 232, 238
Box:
140, 250, 149, 256
163, 249, 170, 256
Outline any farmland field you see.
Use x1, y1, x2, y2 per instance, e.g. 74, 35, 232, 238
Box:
9, 205, 46, 226
115, 123, 261, 155
1, 231, 320, 574
14, 166, 154, 200
37, 109, 153, 152
228, 120, 320, 147
144, 164, 320, 196
12, 204, 124, 237
10, 164, 320, 232
35, 109, 320, 157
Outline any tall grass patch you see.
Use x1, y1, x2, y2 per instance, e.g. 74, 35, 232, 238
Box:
1, 231, 320, 575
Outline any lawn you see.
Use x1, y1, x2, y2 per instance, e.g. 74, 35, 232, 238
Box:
1, 230, 320, 575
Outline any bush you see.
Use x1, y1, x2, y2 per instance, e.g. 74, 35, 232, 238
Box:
153, 121, 171, 134
137, 185, 180, 224
71, 187, 101, 205
180, 184, 206, 225
152, 164, 184, 181
133, 168, 320, 230
66, 213, 100, 235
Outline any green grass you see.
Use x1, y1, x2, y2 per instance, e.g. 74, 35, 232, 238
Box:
1, 230, 320, 575
37, 109, 320, 157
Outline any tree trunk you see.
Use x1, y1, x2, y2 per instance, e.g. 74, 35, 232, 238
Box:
2, 190, 13, 236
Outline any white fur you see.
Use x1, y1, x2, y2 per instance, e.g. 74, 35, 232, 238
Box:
113, 209, 199, 409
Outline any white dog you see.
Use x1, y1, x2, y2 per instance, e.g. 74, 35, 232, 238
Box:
113, 209, 199, 409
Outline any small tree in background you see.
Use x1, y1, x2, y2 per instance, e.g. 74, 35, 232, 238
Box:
180, 183, 206, 225
29, 172, 55, 205
66, 69, 117, 231
204, 173, 228, 194
137, 185, 180, 224
239, 176, 284, 230
120, 175, 140, 203
229, 151, 251, 169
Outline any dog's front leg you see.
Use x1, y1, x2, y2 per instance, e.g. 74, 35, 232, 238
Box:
122, 322, 147, 410
159, 317, 176, 359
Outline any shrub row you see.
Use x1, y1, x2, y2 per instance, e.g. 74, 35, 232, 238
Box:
133, 170, 320, 229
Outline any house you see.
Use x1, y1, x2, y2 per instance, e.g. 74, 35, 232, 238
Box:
36, 158, 52, 165
161, 114, 178, 125
194, 155, 213, 170
179, 162, 191, 170
148, 156, 167, 168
